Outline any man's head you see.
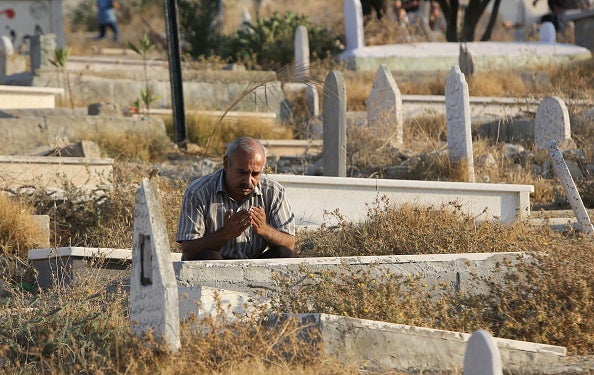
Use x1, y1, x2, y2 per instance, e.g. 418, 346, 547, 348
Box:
223, 137, 267, 202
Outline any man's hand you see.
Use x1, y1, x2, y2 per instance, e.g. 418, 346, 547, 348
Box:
248, 206, 267, 235
222, 209, 251, 239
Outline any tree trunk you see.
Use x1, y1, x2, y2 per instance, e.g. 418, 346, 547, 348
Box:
481, 0, 501, 41
436, 0, 459, 42
461, 0, 491, 41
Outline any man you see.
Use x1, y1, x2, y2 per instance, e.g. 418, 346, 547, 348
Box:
176, 137, 296, 260
95, 0, 119, 42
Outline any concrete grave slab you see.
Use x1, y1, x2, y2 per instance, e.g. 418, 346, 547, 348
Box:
338, 41, 592, 72
28, 247, 134, 289
266, 174, 533, 225
0, 155, 113, 191
0, 85, 63, 109
0, 115, 166, 155
28, 246, 182, 289
271, 313, 565, 373
174, 252, 527, 299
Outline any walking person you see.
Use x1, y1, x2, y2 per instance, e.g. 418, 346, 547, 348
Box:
95, 0, 119, 42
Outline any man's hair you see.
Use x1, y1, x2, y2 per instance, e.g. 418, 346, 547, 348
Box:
225, 137, 267, 167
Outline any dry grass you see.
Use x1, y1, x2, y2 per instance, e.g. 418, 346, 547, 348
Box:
0, 194, 46, 258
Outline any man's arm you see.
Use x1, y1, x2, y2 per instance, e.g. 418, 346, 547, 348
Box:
181, 209, 251, 260
249, 206, 296, 250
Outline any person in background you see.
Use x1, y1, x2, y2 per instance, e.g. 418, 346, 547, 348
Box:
429, 2, 447, 32
176, 137, 296, 261
95, 0, 119, 42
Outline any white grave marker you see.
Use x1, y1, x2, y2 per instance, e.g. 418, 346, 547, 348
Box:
344, 0, 364, 51
445, 65, 475, 182
463, 330, 503, 375
130, 179, 181, 352
547, 140, 594, 235
535, 96, 571, 150
294, 25, 310, 81
323, 70, 347, 177
367, 64, 403, 147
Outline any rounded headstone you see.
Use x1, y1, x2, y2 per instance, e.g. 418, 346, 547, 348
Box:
463, 330, 503, 375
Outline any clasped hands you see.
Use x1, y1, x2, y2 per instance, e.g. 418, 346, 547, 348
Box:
223, 206, 267, 239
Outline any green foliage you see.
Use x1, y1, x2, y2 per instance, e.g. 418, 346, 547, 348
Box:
178, 0, 223, 58
49, 47, 71, 68
220, 11, 342, 70
129, 34, 160, 113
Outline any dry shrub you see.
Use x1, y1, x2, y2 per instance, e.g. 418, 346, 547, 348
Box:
0, 194, 46, 257
453, 239, 594, 354
467, 70, 531, 98
85, 126, 173, 162
296, 198, 543, 258
180, 114, 293, 156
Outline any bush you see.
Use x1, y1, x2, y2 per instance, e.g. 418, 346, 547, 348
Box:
219, 11, 342, 70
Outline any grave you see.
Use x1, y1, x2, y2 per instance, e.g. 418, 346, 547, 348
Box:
0, 155, 113, 191
338, 0, 591, 72
267, 313, 564, 373
267, 174, 533, 226
0, 115, 166, 155
0, 85, 63, 109
28, 247, 135, 289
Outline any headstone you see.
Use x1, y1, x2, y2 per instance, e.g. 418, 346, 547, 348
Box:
539, 22, 556, 43
547, 140, 594, 235
535, 96, 571, 150
30, 34, 57, 72
344, 0, 365, 51
323, 71, 347, 177
459, 43, 474, 78
0, 36, 14, 78
238, 6, 252, 33
130, 179, 181, 352
367, 64, 403, 147
445, 65, 475, 182
294, 25, 310, 81
463, 330, 503, 375
305, 84, 320, 120
0, 36, 14, 56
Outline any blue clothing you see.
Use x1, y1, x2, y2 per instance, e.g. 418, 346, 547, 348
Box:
97, 0, 117, 24
96, 0, 118, 41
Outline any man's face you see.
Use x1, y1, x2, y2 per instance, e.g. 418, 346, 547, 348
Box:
223, 149, 265, 202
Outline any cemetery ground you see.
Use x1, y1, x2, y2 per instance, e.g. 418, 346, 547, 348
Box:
1, 3, 594, 373
1, 59, 594, 371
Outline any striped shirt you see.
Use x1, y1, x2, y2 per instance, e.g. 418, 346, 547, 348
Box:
175, 169, 295, 259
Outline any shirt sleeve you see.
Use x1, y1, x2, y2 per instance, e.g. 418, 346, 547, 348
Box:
175, 185, 206, 242
266, 184, 295, 236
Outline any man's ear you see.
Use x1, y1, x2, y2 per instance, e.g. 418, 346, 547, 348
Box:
223, 155, 228, 169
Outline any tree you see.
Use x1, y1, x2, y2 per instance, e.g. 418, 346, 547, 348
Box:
433, 0, 502, 42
